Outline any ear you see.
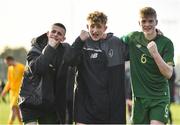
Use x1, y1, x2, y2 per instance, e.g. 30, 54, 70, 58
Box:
138, 21, 140, 26
86, 24, 89, 30
104, 26, 107, 32
63, 36, 66, 41
156, 20, 158, 25
46, 31, 49, 37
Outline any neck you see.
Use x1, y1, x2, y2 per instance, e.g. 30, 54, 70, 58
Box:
144, 30, 157, 41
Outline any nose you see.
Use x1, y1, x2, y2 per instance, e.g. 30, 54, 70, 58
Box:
145, 21, 151, 26
93, 27, 98, 32
54, 31, 58, 36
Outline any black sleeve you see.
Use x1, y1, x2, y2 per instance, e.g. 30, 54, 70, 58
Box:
124, 43, 129, 61
64, 36, 85, 66
120, 38, 129, 61
27, 45, 58, 75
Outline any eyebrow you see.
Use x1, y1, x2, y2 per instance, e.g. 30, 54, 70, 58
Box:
141, 19, 154, 22
51, 30, 65, 35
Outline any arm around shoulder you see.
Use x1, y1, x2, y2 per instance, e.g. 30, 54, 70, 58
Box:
64, 36, 85, 65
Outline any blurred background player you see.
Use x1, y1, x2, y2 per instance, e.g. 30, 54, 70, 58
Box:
1, 56, 25, 125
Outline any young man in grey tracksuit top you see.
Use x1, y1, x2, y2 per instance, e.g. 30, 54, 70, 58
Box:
65, 11, 129, 124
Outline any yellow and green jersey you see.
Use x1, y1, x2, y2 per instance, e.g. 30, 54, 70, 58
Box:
121, 31, 174, 99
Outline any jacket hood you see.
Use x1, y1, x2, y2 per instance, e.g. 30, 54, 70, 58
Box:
31, 33, 48, 52
105, 32, 114, 40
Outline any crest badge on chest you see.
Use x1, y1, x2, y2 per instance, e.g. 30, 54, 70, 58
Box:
108, 49, 113, 57
136, 44, 142, 48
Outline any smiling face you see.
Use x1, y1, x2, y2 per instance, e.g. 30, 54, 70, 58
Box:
138, 7, 158, 36
86, 11, 107, 41
139, 16, 157, 35
47, 24, 66, 43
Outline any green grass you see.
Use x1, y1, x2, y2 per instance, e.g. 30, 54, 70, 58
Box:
1, 100, 180, 124
0, 101, 10, 124
0, 96, 18, 124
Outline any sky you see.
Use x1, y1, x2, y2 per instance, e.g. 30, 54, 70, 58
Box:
0, 0, 179, 64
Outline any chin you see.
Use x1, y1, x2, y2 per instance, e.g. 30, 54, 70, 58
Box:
144, 29, 154, 34
144, 31, 152, 35
92, 37, 100, 41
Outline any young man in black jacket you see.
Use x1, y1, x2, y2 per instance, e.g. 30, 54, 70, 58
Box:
19, 23, 72, 124
65, 11, 129, 124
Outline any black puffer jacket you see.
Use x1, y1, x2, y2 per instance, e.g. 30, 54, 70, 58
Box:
19, 33, 71, 123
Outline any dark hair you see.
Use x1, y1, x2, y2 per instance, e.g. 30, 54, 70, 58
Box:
53, 23, 66, 34
5, 56, 14, 61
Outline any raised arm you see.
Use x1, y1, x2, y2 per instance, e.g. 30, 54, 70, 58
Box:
147, 41, 173, 79
64, 30, 88, 65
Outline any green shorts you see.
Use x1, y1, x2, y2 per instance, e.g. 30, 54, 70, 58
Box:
132, 97, 170, 124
